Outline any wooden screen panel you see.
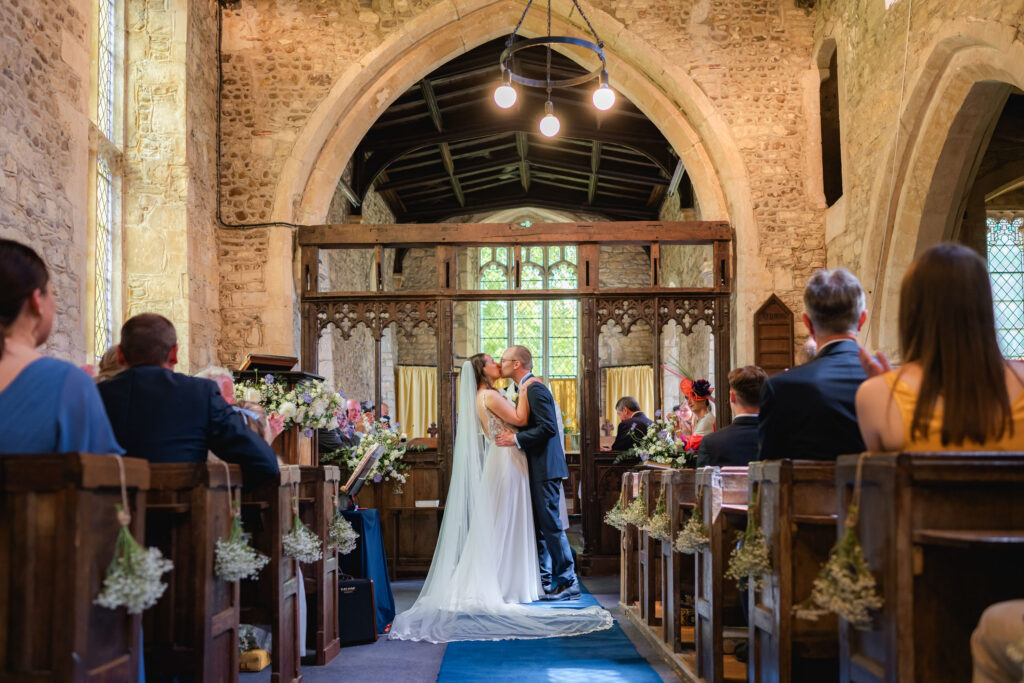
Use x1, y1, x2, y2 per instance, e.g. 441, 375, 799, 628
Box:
754, 295, 794, 376
373, 451, 447, 576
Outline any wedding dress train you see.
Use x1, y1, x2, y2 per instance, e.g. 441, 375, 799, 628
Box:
388, 362, 612, 643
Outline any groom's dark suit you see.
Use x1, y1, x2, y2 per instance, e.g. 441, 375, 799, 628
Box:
512, 373, 575, 590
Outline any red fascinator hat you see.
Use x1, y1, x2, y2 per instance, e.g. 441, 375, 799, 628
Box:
680, 378, 714, 402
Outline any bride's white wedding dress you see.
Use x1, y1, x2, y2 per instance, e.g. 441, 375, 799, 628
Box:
388, 362, 612, 643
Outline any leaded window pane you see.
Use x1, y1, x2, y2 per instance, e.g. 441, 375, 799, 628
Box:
480, 264, 508, 290
987, 217, 1024, 359
97, 0, 115, 139
548, 262, 577, 289
94, 157, 114, 358
521, 264, 544, 290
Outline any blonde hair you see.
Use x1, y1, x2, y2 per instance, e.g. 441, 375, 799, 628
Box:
94, 346, 125, 383
235, 400, 269, 441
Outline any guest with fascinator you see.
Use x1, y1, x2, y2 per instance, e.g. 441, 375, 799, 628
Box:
681, 378, 716, 435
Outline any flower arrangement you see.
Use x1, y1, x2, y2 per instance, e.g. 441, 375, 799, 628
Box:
328, 512, 359, 555
604, 496, 629, 531
622, 484, 650, 527
215, 508, 270, 581
643, 491, 672, 542
675, 492, 710, 554
725, 490, 770, 590
95, 506, 174, 614
615, 411, 700, 468
794, 504, 883, 630
321, 420, 411, 493
234, 375, 344, 436
282, 512, 323, 564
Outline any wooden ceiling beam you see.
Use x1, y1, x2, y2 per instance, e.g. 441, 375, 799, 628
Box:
516, 131, 530, 192
439, 142, 465, 207
589, 141, 601, 204
420, 79, 444, 133
377, 152, 521, 192
531, 158, 668, 187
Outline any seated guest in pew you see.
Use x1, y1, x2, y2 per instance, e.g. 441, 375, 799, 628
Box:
318, 402, 360, 455
0, 239, 123, 455
607, 396, 653, 451
696, 365, 766, 467
857, 243, 1024, 451
970, 600, 1024, 683
94, 345, 125, 383
197, 365, 285, 443
98, 313, 279, 485
672, 402, 694, 439
758, 267, 868, 461
682, 378, 716, 435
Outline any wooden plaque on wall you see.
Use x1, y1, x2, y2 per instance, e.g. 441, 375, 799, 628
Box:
754, 294, 794, 375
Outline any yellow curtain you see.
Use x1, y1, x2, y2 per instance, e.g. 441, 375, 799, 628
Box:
604, 365, 654, 427
549, 378, 578, 430
396, 366, 437, 438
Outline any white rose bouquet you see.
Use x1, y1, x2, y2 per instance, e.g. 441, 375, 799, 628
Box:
235, 375, 343, 437
615, 410, 698, 468
321, 420, 410, 493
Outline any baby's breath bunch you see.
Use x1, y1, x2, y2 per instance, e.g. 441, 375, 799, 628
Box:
215, 510, 270, 581
643, 492, 672, 542
725, 490, 770, 591
282, 513, 323, 564
328, 512, 359, 555
604, 489, 629, 531
95, 506, 174, 615
675, 502, 710, 554
622, 484, 649, 527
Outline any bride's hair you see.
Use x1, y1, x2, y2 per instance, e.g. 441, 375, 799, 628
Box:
469, 353, 492, 389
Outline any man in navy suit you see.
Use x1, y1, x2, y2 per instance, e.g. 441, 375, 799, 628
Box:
609, 396, 653, 451
757, 268, 869, 462
99, 313, 279, 486
696, 366, 766, 467
494, 345, 579, 601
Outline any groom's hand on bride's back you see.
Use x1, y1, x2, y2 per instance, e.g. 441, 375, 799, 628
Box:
494, 429, 517, 447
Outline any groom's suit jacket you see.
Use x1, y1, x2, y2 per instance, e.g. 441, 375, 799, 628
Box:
514, 377, 569, 483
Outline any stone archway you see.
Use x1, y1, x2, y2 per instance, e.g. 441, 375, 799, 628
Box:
270, 0, 768, 363
862, 21, 1024, 353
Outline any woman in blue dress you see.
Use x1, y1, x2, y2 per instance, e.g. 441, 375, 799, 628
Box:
0, 238, 123, 455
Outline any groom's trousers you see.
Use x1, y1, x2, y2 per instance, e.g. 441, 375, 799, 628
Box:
532, 478, 576, 588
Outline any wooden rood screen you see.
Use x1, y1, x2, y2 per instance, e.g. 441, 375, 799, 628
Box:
298, 221, 732, 575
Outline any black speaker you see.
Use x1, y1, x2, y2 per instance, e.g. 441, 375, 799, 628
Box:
338, 575, 378, 646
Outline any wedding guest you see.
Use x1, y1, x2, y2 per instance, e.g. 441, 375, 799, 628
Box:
970, 600, 1024, 683
696, 366, 766, 467
857, 243, 1024, 451
682, 378, 716, 435
758, 267, 868, 461
98, 313, 278, 485
348, 398, 371, 432
608, 396, 653, 451
672, 403, 694, 439
380, 401, 392, 426
94, 345, 125, 383
0, 239, 123, 455
195, 365, 235, 404
319, 404, 360, 454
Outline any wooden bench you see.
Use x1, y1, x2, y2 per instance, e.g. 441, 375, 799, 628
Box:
749, 460, 839, 683
836, 452, 1024, 683
619, 471, 642, 610
143, 462, 242, 682
0, 453, 149, 682
298, 465, 341, 665
695, 466, 750, 683
241, 466, 302, 683
638, 470, 663, 629
663, 467, 697, 654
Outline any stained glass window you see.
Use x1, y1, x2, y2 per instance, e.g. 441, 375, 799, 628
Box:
987, 217, 1024, 359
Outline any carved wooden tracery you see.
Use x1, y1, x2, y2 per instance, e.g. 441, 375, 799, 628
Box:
595, 297, 658, 336
657, 297, 717, 334
311, 299, 438, 340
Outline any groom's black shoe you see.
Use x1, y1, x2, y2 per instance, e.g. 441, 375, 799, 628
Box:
540, 579, 581, 601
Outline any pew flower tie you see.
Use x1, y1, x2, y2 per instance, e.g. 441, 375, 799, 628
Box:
283, 512, 323, 564
95, 505, 174, 615
643, 491, 672, 542
622, 484, 649, 527
604, 496, 629, 531
725, 489, 770, 590
328, 512, 359, 555
215, 511, 270, 581
674, 493, 710, 554
794, 502, 883, 630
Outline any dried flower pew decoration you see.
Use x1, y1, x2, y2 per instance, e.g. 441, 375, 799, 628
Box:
213, 462, 270, 581
95, 456, 173, 614
328, 513, 359, 555
622, 483, 649, 528
603, 493, 629, 532
282, 478, 323, 564
795, 455, 883, 630
643, 489, 672, 543
675, 489, 710, 554
725, 487, 770, 591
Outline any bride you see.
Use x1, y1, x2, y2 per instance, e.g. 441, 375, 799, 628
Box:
388, 355, 612, 643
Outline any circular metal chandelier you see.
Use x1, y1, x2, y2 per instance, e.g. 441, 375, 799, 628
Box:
493, 0, 616, 137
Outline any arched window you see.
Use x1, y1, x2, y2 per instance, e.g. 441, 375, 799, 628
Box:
819, 41, 843, 207
987, 217, 1024, 359
478, 246, 578, 378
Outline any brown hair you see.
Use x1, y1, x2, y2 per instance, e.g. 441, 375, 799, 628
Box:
898, 243, 1010, 445
469, 353, 492, 389
120, 313, 177, 366
0, 239, 49, 359
728, 365, 767, 408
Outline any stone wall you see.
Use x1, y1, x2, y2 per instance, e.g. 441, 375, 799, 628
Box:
0, 0, 92, 361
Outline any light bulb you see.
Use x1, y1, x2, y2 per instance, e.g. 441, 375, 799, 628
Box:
592, 83, 616, 110
539, 113, 560, 137
494, 84, 517, 109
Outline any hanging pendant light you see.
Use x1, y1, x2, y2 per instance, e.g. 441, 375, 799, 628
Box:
592, 71, 615, 111
539, 100, 560, 137
493, 74, 517, 109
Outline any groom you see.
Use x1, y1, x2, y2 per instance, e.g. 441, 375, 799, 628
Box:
494, 345, 580, 601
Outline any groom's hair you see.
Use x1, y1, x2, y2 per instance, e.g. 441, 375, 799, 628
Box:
508, 345, 533, 371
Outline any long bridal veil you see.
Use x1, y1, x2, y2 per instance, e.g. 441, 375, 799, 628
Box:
388, 361, 612, 643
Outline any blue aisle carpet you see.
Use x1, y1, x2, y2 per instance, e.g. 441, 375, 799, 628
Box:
437, 588, 662, 682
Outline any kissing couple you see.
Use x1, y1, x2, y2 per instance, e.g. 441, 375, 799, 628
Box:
388, 346, 611, 643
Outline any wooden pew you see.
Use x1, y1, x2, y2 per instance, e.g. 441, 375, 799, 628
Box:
836, 452, 1024, 683
663, 467, 697, 654
638, 470, 663, 629
0, 453, 149, 682
748, 460, 839, 683
695, 466, 750, 683
619, 471, 641, 610
298, 465, 341, 665
241, 466, 302, 683
143, 462, 242, 682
